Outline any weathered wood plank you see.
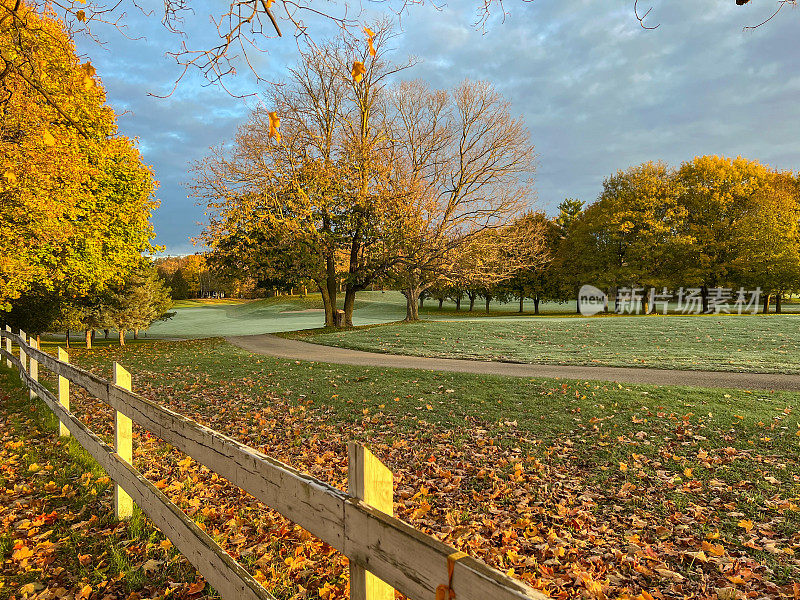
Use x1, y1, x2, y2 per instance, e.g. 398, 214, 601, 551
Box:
13, 362, 275, 600
3, 325, 10, 367
57, 348, 70, 438
28, 335, 38, 401
18, 329, 26, 376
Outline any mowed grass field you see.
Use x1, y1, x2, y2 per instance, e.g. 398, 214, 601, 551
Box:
146, 292, 608, 340
143, 292, 408, 338
3, 337, 797, 599
292, 314, 800, 373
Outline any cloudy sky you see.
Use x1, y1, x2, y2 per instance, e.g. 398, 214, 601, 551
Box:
74, 0, 800, 255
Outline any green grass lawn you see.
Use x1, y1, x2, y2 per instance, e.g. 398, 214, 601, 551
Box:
142, 292, 408, 339
170, 298, 251, 309
41, 337, 799, 597
292, 313, 800, 374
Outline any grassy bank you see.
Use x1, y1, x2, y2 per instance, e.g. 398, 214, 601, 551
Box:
0, 367, 206, 599
291, 313, 800, 373
42, 337, 800, 599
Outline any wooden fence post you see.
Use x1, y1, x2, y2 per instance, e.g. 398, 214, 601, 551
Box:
113, 362, 134, 519
18, 329, 27, 376
28, 335, 38, 400
4, 325, 11, 367
57, 348, 70, 437
348, 442, 394, 600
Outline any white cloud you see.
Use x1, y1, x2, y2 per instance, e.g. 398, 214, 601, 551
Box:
76, 0, 800, 252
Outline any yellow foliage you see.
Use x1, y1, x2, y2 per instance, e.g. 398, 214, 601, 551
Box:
268, 111, 281, 142
351, 61, 366, 83
364, 26, 376, 56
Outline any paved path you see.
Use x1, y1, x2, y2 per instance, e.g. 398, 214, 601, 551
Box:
226, 334, 800, 391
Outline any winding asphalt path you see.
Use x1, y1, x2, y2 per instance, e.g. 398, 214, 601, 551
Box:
226, 334, 800, 392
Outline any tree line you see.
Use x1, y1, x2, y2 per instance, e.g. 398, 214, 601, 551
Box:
198, 25, 800, 325
432, 157, 800, 316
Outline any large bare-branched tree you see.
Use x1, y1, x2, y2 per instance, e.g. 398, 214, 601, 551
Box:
194, 23, 543, 325
384, 79, 540, 320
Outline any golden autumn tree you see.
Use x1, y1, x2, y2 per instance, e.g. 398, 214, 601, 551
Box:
0, 2, 159, 312
194, 22, 414, 327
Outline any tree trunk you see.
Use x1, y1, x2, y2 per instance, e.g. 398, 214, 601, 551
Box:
66, 329, 70, 349
438, 298, 444, 309
403, 289, 421, 321
419, 296, 424, 308
776, 293, 782, 314
319, 284, 334, 328
343, 287, 357, 327
468, 293, 476, 311
519, 294, 524, 313
119, 330, 125, 346
104, 329, 109, 339
701, 285, 709, 314
455, 296, 461, 311
485, 296, 491, 314
133, 329, 139, 340
534, 296, 540, 315
576, 296, 581, 314
640, 290, 649, 315
763, 293, 771, 314
85, 330, 92, 349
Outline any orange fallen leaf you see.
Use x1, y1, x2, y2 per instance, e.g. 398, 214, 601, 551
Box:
77, 584, 92, 600
187, 581, 206, 594
12, 545, 33, 561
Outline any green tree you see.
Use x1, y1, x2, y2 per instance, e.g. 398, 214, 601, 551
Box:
0, 4, 159, 312
676, 155, 779, 312
105, 264, 173, 345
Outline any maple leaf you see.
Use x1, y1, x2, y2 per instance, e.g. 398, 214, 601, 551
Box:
268, 111, 281, 143
738, 519, 754, 532
364, 27, 376, 56
42, 132, 56, 147
352, 61, 366, 83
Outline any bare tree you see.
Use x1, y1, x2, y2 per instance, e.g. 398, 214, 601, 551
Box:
385, 79, 539, 321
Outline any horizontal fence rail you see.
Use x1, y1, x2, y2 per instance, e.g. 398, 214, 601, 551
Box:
0, 329, 546, 600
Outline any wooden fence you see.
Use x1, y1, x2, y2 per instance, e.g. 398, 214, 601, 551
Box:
0, 327, 546, 600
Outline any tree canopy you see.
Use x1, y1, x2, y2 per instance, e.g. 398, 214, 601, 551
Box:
0, 3, 159, 312
195, 24, 540, 325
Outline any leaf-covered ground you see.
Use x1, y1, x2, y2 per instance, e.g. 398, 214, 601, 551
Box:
0, 369, 207, 600
2, 338, 799, 599
292, 314, 800, 373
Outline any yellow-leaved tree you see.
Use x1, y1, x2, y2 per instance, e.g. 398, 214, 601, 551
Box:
0, 1, 159, 312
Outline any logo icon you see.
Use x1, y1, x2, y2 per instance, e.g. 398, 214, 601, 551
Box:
579, 285, 606, 316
